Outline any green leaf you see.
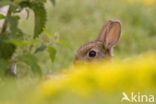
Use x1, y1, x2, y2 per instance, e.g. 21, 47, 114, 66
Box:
7, 16, 19, 35
7, 39, 22, 46
23, 39, 40, 46
34, 45, 47, 54
48, 46, 56, 63
50, 0, 56, 6
7, 39, 39, 47
20, 1, 47, 38
0, 14, 5, 20
43, 28, 53, 37
0, 36, 16, 59
19, 53, 42, 75
32, 2, 46, 38
59, 39, 72, 49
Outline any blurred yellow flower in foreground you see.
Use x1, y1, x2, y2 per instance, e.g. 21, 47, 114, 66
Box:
29, 52, 156, 104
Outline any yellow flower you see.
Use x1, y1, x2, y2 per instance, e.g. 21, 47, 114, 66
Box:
29, 52, 156, 104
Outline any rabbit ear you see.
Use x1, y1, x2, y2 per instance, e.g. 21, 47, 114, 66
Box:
96, 20, 121, 49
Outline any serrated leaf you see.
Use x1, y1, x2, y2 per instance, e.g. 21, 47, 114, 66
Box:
20, 1, 47, 38
32, 2, 46, 38
59, 39, 72, 49
34, 45, 47, 54
43, 28, 53, 37
0, 14, 5, 20
48, 46, 56, 63
50, 0, 56, 6
19, 53, 42, 75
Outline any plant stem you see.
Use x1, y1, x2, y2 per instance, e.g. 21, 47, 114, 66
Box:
0, 6, 11, 37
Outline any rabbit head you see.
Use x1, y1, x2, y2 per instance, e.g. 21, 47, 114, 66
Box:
74, 20, 121, 62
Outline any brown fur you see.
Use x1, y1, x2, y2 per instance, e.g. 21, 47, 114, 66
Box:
74, 20, 121, 62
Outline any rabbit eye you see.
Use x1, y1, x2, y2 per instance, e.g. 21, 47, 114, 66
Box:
89, 50, 96, 57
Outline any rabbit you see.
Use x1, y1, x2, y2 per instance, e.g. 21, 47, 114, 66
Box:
74, 20, 121, 62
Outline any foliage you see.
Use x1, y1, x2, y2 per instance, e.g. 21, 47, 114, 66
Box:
0, 0, 71, 76
19, 1, 47, 38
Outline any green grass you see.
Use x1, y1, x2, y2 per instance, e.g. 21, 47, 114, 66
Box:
19, 0, 156, 72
